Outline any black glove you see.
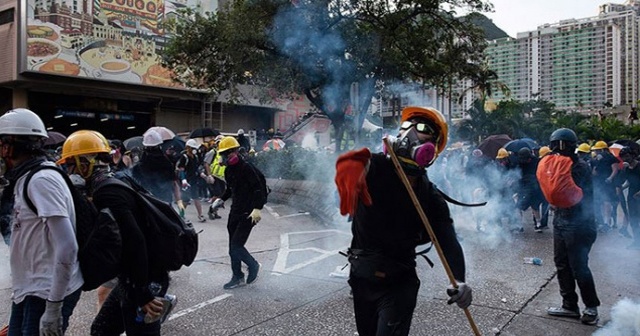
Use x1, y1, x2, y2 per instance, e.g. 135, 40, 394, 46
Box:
446, 282, 472, 309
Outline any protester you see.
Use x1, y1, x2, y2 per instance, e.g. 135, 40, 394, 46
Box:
542, 128, 600, 325
618, 147, 640, 248
334, 106, 471, 335
57, 130, 171, 336
237, 129, 251, 153
177, 139, 207, 222
207, 136, 226, 219
590, 140, 619, 231
515, 147, 544, 232
576, 143, 592, 164
209, 136, 265, 290
0, 108, 83, 335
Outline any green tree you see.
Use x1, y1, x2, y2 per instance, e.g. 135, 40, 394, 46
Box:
162, 0, 492, 150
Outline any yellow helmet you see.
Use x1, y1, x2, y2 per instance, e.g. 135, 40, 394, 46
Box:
217, 136, 240, 153
577, 143, 591, 153
592, 141, 608, 150
400, 106, 448, 154
57, 130, 111, 163
496, 148, 509, 159
538, 146, 551, 158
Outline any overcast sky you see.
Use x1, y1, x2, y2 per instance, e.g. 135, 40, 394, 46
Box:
484, 0, 609, 37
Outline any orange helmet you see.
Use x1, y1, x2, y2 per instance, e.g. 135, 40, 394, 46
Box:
400, 106, 448, 154
496, 148, 509, 159
538, 146, 551, 158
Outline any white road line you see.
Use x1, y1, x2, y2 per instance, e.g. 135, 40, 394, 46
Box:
276, 212, 310, 219
167, 294, 233, 321
272, 229, 351, 274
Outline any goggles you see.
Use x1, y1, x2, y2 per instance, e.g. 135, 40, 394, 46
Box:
400, 120, 436, 135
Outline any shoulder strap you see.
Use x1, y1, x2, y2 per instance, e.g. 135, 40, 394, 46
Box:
23, 165, 73, 216
434, 185, 487, 207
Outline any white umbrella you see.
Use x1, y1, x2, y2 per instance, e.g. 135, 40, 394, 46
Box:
145, 126, 175, 141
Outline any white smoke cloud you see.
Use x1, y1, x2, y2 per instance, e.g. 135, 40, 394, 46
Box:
593, 298, 640, 336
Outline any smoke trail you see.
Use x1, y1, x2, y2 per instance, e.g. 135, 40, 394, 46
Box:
593, 298, 640, 336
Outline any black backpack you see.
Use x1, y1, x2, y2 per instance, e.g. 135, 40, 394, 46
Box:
102, 175, 199, 271
23, 165, 122, 291
247, 162, 270, 204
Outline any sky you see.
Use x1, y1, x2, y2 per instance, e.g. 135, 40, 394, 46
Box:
484, 0, 610, 37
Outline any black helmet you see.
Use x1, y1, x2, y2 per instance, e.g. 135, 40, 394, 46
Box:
549, 128, 578, 142
619, 146, 634, 158
517, 147, 532, 159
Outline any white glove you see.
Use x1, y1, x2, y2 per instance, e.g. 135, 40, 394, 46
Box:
210, 198, 225, 213
446, 282, 472, 309
181, 179, 190, 189
248, 209, 262, 224
40, 300, 63, 336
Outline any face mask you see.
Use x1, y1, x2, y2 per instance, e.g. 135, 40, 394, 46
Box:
220, 152, 239, 166
383, 127, 436, 168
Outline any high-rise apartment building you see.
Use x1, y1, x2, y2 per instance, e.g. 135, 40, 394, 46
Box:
466, 1, 640, 113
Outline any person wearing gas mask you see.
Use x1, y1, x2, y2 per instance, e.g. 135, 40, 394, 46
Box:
334, 106, 470, 336
209, 136, 266, 290
515, 147, 545, 233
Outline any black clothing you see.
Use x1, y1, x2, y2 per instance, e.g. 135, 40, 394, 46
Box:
238, 134, 251, 152
551, 154, 600, 310
131, 150, 176, 203
221, 160, 266, 217
349, 153, 465, 336
92, 182, 169, 307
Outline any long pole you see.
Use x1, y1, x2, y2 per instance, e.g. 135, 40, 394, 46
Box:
382, 137, 481, 336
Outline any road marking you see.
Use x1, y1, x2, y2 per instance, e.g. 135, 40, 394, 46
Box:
277, 212, 310, 219
167, 294, 233, 321
272, 229, 351, 274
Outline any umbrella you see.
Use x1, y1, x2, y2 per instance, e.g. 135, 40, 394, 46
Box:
162, 135, 185, 153
145, 126, 175, 141
262, 139, 285, 151
609, 143, 624, 157
504, 138, 538, 153
44, 131, 66, 146
123, 136, 144, 151
613, 139, 640, 154
477, 134, 512, 159
189, 128, 219, 139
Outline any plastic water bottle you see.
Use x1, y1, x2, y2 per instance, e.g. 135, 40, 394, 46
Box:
523, 257, 543, 266
136, 282, 162, 323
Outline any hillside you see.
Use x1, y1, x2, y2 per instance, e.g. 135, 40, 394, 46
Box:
464, 12, 510, 40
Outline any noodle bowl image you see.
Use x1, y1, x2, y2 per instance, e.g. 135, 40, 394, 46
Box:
99, 59, 131, 75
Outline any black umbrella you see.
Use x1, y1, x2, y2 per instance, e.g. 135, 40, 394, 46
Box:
44, 131, 66, 147
477, 134, 512, 159
189, 128, 219, 139
162, 135, 185, 152
504, 138, 538, 153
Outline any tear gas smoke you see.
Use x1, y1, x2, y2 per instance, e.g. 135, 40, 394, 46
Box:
593, 298, 640, 336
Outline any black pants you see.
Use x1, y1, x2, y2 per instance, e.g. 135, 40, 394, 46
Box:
553, 217, 600, 310
348, 274, 420, 336
228, 215, 258, 278
91, 280, 168, 336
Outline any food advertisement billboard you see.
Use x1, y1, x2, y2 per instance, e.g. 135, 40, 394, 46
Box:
22, 0, 211, 89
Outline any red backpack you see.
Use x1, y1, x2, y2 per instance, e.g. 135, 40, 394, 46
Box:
536, 154, 583, 208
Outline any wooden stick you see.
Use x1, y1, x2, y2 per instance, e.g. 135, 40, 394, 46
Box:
382, 137, 481, 336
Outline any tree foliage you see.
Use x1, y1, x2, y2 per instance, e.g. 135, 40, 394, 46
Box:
162, 0, 493, 150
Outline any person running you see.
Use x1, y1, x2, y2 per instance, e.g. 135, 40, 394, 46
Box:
57, 130, 171, 336
0, 108, 83, 335
335, 106, 471, 336
209, 136, 265, 290
542, 128, 601, 325
515, 147, 545, 232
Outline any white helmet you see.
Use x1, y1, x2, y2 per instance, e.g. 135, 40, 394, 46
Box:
0, 108, 48, 138
142, 129, 163, 147
237, 129, 245, 135
186, 139, 199, 149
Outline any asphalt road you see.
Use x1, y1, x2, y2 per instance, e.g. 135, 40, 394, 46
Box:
0, 201, 638, 336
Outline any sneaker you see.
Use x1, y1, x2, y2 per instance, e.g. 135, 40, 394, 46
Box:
223, 276, 245, 289
547, 306, 580, 318
247, 263, 261, 284
619, 228, 633, 239
198, 215, 207, 222
581, 307, 598, 325
534, 225, 543, 233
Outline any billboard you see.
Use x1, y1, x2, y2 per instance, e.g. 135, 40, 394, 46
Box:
22, 0, 212, 89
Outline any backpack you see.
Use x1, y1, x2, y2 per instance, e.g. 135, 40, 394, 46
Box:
102, 175, 199, 271
23, 165, 122, 291
536, 154, 583, 208
247, 161, 271, 203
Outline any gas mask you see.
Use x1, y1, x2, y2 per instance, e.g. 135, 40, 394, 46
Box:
383, 127, 437, 169
219, 151, 239, 166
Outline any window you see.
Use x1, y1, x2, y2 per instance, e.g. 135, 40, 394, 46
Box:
0, 8, 14, 25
